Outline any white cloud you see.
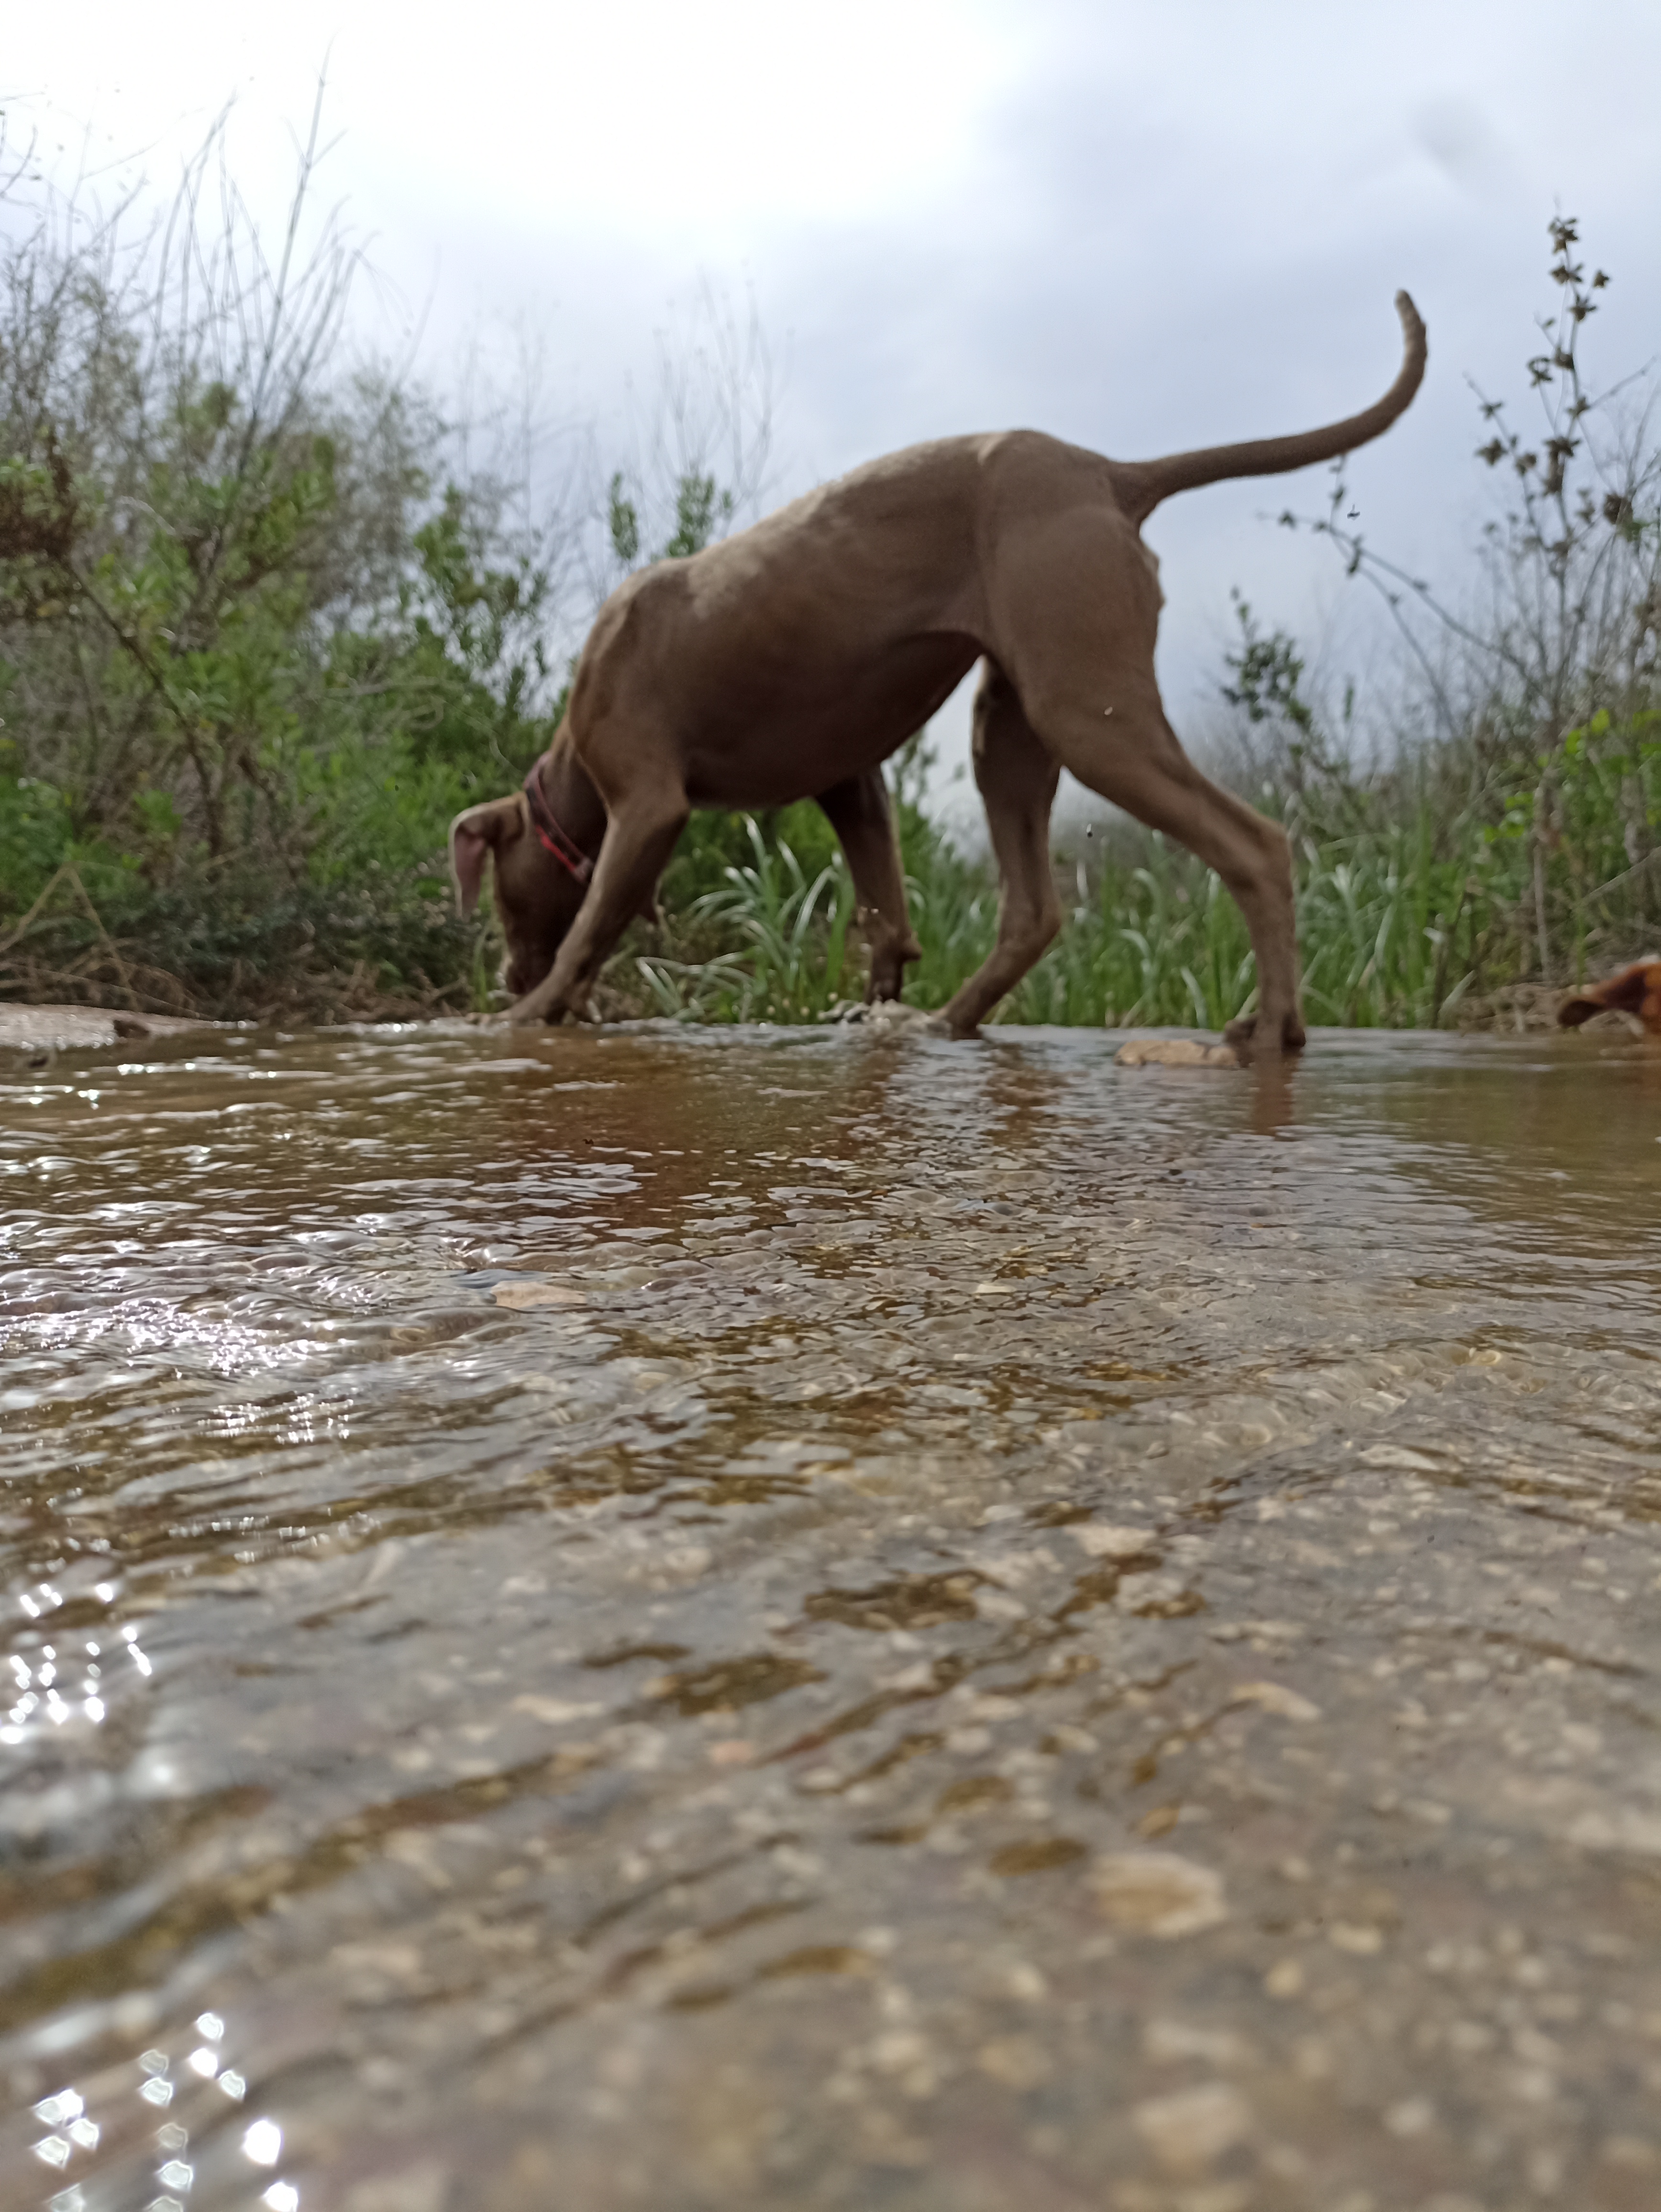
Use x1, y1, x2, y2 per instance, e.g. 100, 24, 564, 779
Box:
7, 0, 1660, 795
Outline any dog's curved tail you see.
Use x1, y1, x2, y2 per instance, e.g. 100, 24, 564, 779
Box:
1114, 292, 1427, 525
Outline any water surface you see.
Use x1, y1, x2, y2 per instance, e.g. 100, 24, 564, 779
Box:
3, 1024, 1660, 2212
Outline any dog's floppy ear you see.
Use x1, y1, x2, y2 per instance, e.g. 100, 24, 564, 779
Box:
449, 795, 525, 917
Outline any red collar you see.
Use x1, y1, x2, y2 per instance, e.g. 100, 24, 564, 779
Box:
522, 762, 594, 885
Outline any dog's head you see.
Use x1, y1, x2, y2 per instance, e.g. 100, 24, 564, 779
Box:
449, 792, 589, 1002
1557, 959, 1661, 1033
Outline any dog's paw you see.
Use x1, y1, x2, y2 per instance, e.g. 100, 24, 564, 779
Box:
1223, 1011, 1307, 1057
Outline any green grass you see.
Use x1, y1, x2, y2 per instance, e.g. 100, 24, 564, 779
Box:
632, 817, 859, 1022
625, 819, 1280, 1030
7, 703, 1658, 1029
6, 168, 1654, 1031
624, 705, 1661, 1031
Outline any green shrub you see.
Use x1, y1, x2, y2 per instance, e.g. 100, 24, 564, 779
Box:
3, 153, 1655, 1028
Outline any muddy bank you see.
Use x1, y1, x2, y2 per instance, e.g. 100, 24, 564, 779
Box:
2, 1024, 1659, 2212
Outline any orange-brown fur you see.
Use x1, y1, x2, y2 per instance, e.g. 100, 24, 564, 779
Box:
1558, 961, 1661, 1033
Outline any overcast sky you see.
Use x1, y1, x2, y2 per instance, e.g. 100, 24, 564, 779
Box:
7, 0, 1661, 813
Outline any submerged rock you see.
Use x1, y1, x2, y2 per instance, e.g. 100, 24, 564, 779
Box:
1115, 1034, 1241, 1067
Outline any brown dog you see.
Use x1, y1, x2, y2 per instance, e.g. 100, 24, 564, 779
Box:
1558, 961, 1661, 1034
451, 294, 1426, 1051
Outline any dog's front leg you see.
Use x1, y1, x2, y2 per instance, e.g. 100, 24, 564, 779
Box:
507, 792, 688, 1025
816, 772, 921, 1001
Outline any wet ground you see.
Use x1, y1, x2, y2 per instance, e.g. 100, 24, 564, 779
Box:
2, 1021, 1659, 2212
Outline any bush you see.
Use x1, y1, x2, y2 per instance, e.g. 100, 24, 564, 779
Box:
4, 140, 1655, 1030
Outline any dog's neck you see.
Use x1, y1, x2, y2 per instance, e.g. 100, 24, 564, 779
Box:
530, 732, 607, 867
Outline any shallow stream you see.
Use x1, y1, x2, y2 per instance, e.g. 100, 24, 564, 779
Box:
3, 1024, 1660, 2212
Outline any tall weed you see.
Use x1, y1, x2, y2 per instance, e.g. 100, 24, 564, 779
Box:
3, 145, 1656, 1027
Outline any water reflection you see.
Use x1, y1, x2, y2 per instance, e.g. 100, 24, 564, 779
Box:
3, 1024, 1660, 2210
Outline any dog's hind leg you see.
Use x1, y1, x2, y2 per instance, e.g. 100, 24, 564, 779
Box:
1030, 677, 1303, 1056
983, 503, 1304, 1054
817, 771, 922, 1001
936, 665, 1063, 1038
507, 784, 689, 1025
